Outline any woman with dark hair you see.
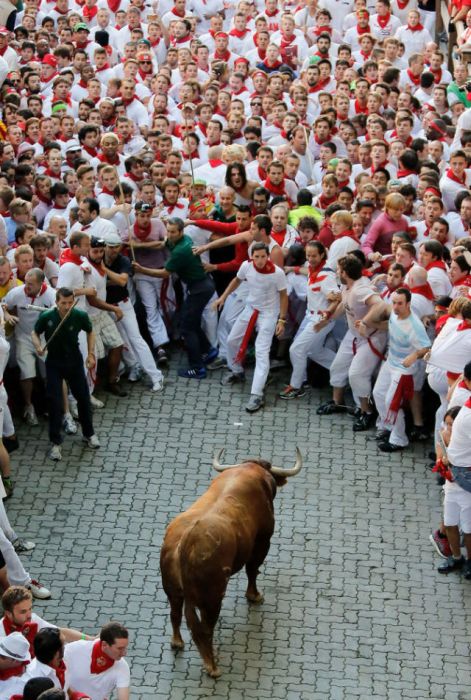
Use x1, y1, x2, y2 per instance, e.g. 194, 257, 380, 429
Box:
449, 253, 471, 297
225, 162, 257, 206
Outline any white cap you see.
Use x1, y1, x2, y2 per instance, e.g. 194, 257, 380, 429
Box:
102, 231, 122, 247
0, 632, 31, 662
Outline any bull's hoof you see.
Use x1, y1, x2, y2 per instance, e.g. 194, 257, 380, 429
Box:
246, 591, 264, 604
204, 664, 221, 678
170, 637, 185, 651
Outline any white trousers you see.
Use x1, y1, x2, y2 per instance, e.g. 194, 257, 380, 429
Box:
329, 330, 384, 401
217, 292, 246, 360
227, 306, 277, 396
135, 278, 170, 348
373, 363, 411, 447
420, 8, 435, 34
117, 299, 162, 384
428, 367, 449, 446
201, 293, 218, 348
289, 315, 336, 388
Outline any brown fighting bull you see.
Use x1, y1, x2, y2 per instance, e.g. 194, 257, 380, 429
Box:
160, 448, 302, 678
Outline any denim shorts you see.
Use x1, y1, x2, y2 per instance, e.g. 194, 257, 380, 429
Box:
451, 466, 471, 493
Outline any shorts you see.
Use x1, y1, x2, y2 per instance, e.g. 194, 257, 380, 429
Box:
92, 312, 123, 360
16, 340, 43, 380
443, 479, 471, 532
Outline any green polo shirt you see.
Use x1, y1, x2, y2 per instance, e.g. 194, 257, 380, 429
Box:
34, 307, 92, 364
164, 234, 207, 284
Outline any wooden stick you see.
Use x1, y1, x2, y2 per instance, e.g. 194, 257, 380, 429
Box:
184, 113, 195, 185
114, 167, 135, 262
41, 299, 79, 352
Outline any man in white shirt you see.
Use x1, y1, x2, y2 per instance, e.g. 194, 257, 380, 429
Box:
64, 622, 130, 700
217, 242, 288, 413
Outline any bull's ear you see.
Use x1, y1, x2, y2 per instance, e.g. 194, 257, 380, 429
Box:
272, 476, 288, 488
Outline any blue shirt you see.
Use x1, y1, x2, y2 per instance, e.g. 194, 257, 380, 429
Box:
387, 311, 430, 374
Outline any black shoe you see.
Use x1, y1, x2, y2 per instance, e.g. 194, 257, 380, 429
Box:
352, 412, 375, 432
409, 425, 430, 442
375, 429, 391, 442
347, 406, 362, 418
429, 451, 437, 461
155, 348, 169, 368
3, 436, 19, 454
438, 555, 465, 574
105, 382, 128, 397
463, 560, 471, 580
316, 400, 346, 416
436, 475, 446, 486
378, 441, 404, 453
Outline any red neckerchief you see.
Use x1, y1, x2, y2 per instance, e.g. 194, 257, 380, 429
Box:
82, 144, 97, 157
75, 40, 90, 49
52, 4, 68, 12
263, 176, 285, 196
377, 12, 391, 27
318, 194, 337, 209
208, 159, 223, 167
0, 662, 29, 681
90, 640, 115, 674
170, 34, 190, 45
42, 71, 58, 85
465, 396, 471, 407
138, 68, 152, 81
335, 229, 358, 241
54, 660, 66, 688
357, 23, 371, 34
453, 273, 471, 288
308, 260, 325, 286
406, 68, 421, 85
0, 45, 8, 56
183, 150, 199, 160
197, 121, 207, 136
425, 260, 447, 272
43, 167, 61, 179
280, 31, 295, 48
3, 617, 38, 657
97, 153, 120, 165
254, 259, 275, 273
257, 47, 267, 59
133, 221, 151, 241
337, 178, 350, 188
100, 186, 115, 196
121, 96, 136, 107
396, 169, 416, 177
313, 24, 332, 35
231, 86, 248, 96
88, 258, 106, 276
271, 229, 286, 246
96, 62, 111, 72
83, 4, 98, 20
265, 7, 278, 16
360, 49, 372, 59
410, 283, 434, 300
125, 172, 143, 183
78, 79, 88, 89
396, 0, 409, 7
107, 0, 120, 11
162, 199, 184, 214
60, 248, 83, 266
431, 67, 442, 83
258, 165, 267, 180
36, 192, 52, 205
407, 22, 424, 31
371, 159, 389, 174
314, 134, 329, 145
171, 6, 185, 16
214, 49, 231, 61
457, 320, 471, 331
446, 168, 466, 185
229, 28, 249, 38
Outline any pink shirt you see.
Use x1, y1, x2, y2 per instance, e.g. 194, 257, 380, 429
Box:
361, 212, 409, 257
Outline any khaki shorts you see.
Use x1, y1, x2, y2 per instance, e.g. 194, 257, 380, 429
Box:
16, 340, 44, 380
92, 312, 123, 360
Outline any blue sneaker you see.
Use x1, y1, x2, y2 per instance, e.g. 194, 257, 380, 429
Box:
202, 347, 218, 365
178, 367, 207, 379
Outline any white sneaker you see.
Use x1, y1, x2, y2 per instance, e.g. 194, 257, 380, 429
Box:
48, 444, 62, 461
90, 395, 104, 409
12, 538, 35, 553
68, 398, 79, 419
63, 412, 77, 435
128, 365, 142, 382
23, 405, 38, 426
27, 579, 51, 599
151, 378, 164, 392
83, 434, 100, 449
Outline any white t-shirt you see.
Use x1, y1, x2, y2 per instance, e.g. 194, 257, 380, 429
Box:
64, 640, 130, 700
57, 260, 92, 310
429, 317, 471, 373
447, 402, 471, 467
306, 266, 338, 317
237, 260, 287, 314
3, 285, 56, 344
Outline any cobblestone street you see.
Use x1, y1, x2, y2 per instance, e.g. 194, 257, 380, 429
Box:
6, 363, 471, 700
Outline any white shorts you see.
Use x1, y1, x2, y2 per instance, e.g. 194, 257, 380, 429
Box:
92, 312, 123, 360
16, 340, 42, 380
443, 480, 471, 532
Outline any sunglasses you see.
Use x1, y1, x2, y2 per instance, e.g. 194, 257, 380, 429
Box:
140, 60, 152, 64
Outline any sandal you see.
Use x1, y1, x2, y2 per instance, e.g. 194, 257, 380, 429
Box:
316, 400, 347, 416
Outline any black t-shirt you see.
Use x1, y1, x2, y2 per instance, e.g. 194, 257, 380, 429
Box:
106, 254, 132, 304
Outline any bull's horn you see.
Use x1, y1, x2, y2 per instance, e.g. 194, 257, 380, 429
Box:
212, 448, 242, 472
270, 447, 303, 477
